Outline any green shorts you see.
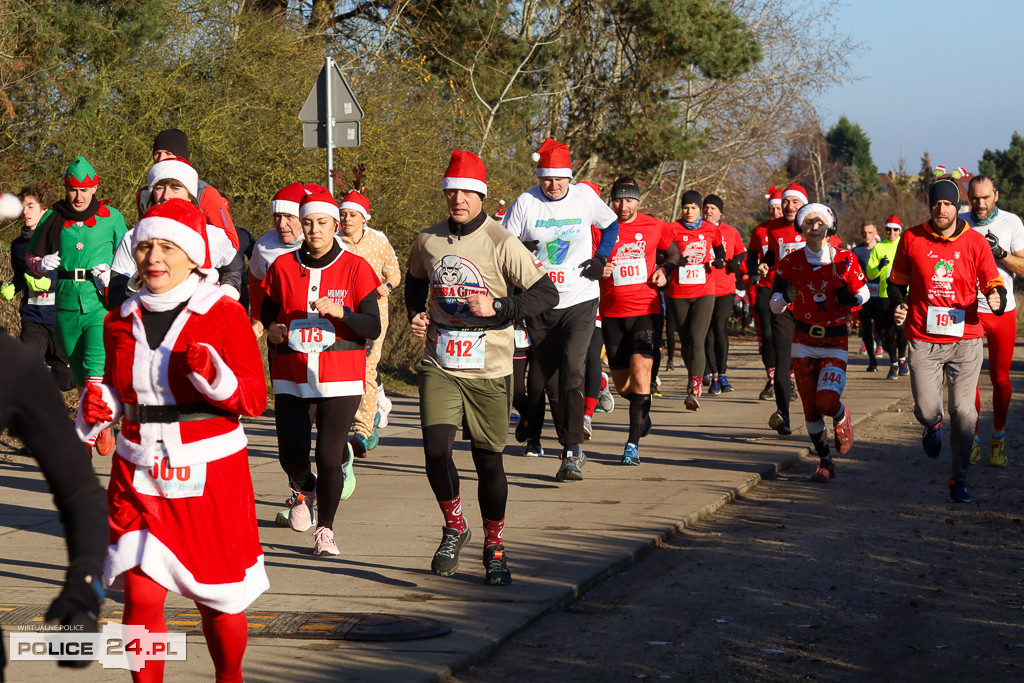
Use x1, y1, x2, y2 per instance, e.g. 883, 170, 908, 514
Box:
416, 360, 511, 453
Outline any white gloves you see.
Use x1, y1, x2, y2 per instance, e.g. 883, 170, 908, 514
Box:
91, 264, 111, 288
41, 252, 61, 271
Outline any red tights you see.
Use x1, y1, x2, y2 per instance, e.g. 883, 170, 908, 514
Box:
975, 311, 1016, 433
123, 568, 248, 682
793, 355, 846, 423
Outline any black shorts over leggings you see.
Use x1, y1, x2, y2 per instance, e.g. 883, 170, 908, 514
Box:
602, 314, 662, 371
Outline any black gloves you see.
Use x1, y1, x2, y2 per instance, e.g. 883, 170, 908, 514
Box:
987, 232, 1007, 260
579, 253, 607, 281
711, 244, 726, 269
678, 254, 690, 267
877, 255, 890, 269
990, 284, 1008, 316
45, 573, 103, 668
522, 239, 540, 255
711, 257, 725, 269
836, 284, 859, 306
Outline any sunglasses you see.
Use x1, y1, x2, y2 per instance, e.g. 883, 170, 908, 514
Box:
885, 227, 901, 233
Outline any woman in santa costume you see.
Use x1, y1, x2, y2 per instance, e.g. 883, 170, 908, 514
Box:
260, 189, 381, 556
77, 198, 268, 682
769, 203, 869, 482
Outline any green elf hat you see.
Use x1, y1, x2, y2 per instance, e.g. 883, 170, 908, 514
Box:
63, 156, 99, 188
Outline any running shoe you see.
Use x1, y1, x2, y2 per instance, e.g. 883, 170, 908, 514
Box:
350, 433, 369, 458
886, 364, 899, 380
759, 379, 775, 401
922, 422, 942, 458
768, 410, 791, 436
989, 434, 1007, 467
653, 375, 663, 398
340, 443, 357, 501
377, 390, 392, 428
948, 480, 973, 504
709, 379, 722, 395
555, 447, 586, 482
809, 458, 835, 483
583, 414, 593, 441
969, 435, 981, 465
523, 438, 544, 458
702, 374, 712, 388
277, 489, 317, 528
833, 405, 853, 455
875, 346, 883, 358
641, 415, 652, 438
366, 412, 381, 451
865, 363, 878, 373
719, 375, 734, 392
288, 487, 316, 532
858, 343, 866, 355
313, 526, 340, 556
685, 393, 700, 411
483, 544, 513, 586
95, 427, 115, 456
431, 527, 471, 577
597, 373, 615, 413
621, 442, 640, 466
666, 359, 675, 372
898, 359, 909, 376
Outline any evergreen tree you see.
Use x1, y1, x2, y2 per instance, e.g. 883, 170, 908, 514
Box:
825, 115, 879, 196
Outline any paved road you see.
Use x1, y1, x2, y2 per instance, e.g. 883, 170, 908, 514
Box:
1, 342, 910, 681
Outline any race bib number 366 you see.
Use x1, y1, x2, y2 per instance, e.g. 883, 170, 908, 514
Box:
436, 328, 486, 369
133, 444, 206, 499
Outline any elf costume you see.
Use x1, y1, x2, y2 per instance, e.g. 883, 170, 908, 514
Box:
27, 157, 128, 386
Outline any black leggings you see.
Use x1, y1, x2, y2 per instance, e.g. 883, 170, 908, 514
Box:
668, 295, 715, 378
704, 294, 733, 376
770, 310, 795, 419
664, 291, 679, 363
754, 286, 776, 369
585, 325, 604, 400
275, 393, 360, 530
422, 424, 508, 521
875, 298, 907, 363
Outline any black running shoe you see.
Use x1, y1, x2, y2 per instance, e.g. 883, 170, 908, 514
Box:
431, 527, 471, 577
483, 544, 513, 585
759, 379, 775, 401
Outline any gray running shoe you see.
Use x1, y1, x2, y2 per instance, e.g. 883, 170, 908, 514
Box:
431, 527, 471, 577
596, 372, 615, 413
556, 447, 586, 481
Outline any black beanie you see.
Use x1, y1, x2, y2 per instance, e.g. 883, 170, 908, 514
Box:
681, 190, 702, 208
153, 128, 190, 160
928, 178, 959, 208
703, 194, 724, 213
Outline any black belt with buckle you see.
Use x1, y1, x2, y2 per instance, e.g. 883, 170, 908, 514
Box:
122, 403, 234, 423
795, 320, 848, 339
57, 268, 89, 282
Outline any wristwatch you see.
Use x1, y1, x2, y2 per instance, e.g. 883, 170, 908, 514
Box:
493, 298, 506, 314
386, 282, 394, 293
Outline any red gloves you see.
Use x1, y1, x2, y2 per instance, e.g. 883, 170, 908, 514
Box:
186, 343, 216, 383
81, 384, 112, 424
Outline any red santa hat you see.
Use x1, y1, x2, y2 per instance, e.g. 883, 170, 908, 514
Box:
576, 181, 601, 197
781, 182, 808, 205
271, 182, 326, 217
441, 149, 488, 198
146, 156, 199, 198
765, 185, 782, 206
493, 199, 506, 220
339, 190, 371, 222
299, 189, 340, 222
532, 138, 573, 178
885, 215, 903, 231
132, 198, 210, 269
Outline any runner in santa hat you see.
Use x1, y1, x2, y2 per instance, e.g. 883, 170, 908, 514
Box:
76, 198, 269, 681
260, 189, 382, 556
770, 202, 867, 482
502, 138, 619, 482
757, 181, 843, 435
746, 184, 785, 401
406, 149, 558, 584
335, 189, 401, 458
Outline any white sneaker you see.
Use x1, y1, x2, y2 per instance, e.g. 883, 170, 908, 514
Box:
377, 388, 392, 428
313, 526, 340, 556
597, 372, 615, 413
288, 486, 316, 532
583, 414, 593, 440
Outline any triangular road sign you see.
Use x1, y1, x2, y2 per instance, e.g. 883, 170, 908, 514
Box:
298, 60, 364, 123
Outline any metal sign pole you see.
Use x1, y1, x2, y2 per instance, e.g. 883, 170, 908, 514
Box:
325, 55, 335, 195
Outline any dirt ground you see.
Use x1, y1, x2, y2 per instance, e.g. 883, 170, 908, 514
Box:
451, 390, 1024, 682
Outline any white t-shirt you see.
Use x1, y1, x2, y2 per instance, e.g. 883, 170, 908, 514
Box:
962, 209, 1024, 313
502, 184, 617, 309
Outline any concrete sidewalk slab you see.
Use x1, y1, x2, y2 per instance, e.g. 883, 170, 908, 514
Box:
2, 342, 911, 681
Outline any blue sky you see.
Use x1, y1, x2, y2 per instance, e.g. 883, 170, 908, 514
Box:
816, 0, 1024, 174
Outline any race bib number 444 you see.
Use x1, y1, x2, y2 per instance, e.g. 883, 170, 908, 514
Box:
926, 306, 965, 337
436, 328, 486, 369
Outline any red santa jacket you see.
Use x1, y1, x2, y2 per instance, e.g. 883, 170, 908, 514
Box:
77, 282, 267, 468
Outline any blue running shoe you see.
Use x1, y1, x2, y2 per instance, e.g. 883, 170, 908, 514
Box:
709, 379, 722, 395
948, 480, 972, 503
641, 415, 652, 438
366, 411, 381, 451
621, 442, 640, 466
898, 359, 909, 376
922, 422, 942, 458
718, 376, 734, 392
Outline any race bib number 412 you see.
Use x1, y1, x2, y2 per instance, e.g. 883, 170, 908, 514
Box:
436, 328, 486, 369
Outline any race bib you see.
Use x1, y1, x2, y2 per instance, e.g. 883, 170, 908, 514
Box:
925, 306, 965, 337
288, 317, 336, 353
677, 264, 707, 285
513, 322, 530, 348
817, 365, 846, 394
133, 444, 206, 499
26, 292, 54, 306
867, 283, 879, 297
780, 241, 805, 258
546, 266, 577, 292
612, 257, 648, 286
436, 328, 486, 369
